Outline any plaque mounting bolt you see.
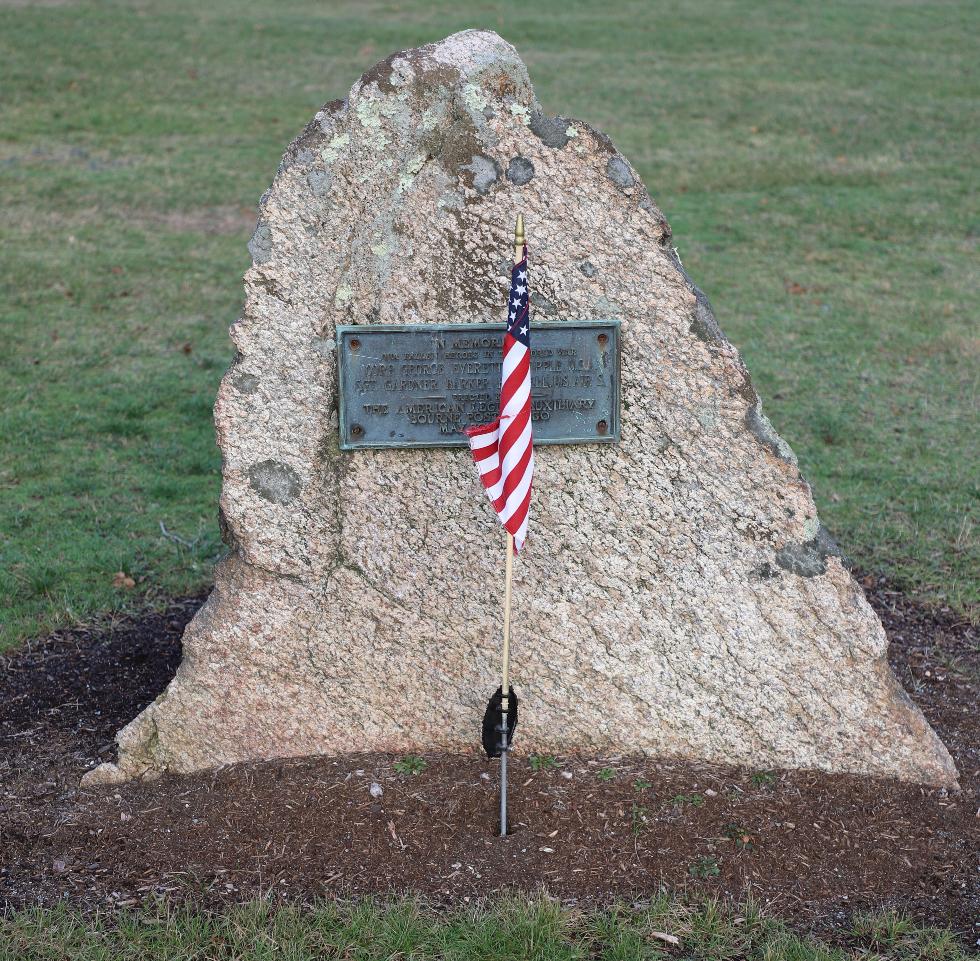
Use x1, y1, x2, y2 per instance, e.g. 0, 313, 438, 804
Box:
597, 420, 608, 435
351, 424, 364, 438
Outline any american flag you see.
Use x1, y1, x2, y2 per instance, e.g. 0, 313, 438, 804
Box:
464, 243, 534, 552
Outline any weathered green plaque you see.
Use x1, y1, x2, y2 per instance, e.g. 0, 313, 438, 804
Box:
336, 321, 620, 450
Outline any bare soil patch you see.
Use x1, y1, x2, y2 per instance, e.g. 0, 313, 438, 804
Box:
1, 582, 976, 940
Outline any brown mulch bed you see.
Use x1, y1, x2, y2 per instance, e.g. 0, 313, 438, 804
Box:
0, 581, 977, 941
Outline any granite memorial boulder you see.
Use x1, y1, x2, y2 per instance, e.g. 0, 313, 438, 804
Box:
85, 30, 957, 788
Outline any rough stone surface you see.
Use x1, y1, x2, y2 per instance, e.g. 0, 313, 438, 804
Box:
85, 30, 957, 788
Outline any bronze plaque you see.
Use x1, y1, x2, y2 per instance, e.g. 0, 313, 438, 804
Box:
336, 321, 620, 450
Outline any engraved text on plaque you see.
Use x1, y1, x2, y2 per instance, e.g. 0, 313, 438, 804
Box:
336, 321, 620, 450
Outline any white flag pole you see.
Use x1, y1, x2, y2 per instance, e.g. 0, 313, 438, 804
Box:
498, 213, 524, 837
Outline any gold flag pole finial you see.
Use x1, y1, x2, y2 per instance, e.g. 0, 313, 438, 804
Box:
514, 213, 525, 262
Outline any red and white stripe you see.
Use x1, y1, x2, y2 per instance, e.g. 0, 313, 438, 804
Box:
464, 248, 533, 552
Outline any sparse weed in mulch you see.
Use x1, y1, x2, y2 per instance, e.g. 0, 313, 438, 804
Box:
596, 766, 616, 781
393, 755, 426, 776
528, 754, 558, 772
725, 822, 755, 850
633, 777, 653, 791
688, 855, 721, 879
629, 802, 649, 835
751, 770, 776, 788
670, 792, 706, 809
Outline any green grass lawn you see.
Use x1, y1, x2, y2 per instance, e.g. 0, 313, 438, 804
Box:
1, 0, 977, 647
2, 896, 972, 961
